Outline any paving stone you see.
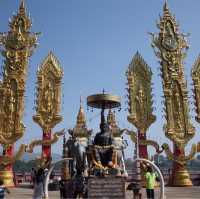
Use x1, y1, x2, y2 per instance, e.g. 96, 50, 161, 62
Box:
4, 186, 200, 199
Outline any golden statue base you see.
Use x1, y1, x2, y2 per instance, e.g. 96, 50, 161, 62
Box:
169, 168, 193, 187
0, 170, 14, 187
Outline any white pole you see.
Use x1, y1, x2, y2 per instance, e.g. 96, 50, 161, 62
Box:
43, 158, 72, 199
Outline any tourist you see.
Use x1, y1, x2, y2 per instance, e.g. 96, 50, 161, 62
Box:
32, 168, 45, 199
44, 168, 48, 177
0, 179, 10, 199
31, 168, 36, 187
144, 165, 158, 199
59, 178, 73, 199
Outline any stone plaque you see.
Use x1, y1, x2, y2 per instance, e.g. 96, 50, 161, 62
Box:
88, 176, 126, 199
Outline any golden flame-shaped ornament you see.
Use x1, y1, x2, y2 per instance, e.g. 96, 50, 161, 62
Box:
33, 51, 63, 131
126, 52, 156, 133
0, 0, 38, 186
33, 51, 63, 168
151, 1, 195, 186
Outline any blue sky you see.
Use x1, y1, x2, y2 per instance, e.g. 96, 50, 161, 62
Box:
1, 0, 200, 158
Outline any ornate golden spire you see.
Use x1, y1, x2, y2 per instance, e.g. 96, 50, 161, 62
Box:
69, 98, 92, 138
0, 0, 38, 186
151, 2, 194, 144
0, 0, 38, 144
19, 0, 26, 15
75, 97, 86, 128
155, 0, 180, 39
151, 1, 195, 186
163, 1, 172, 19
163, 0, 168, 11
8, 0, 32, 32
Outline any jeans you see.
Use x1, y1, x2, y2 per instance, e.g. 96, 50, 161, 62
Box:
146, 189, 154, 199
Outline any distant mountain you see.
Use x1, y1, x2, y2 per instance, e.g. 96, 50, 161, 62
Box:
22, 152, 62, 162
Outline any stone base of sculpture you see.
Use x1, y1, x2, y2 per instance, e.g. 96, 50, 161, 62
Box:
88, 176, 126, 199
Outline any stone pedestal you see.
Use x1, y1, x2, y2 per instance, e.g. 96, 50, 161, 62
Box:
88, 176, 126, 199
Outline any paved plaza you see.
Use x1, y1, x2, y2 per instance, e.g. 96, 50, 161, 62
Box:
4, 186, 200, 199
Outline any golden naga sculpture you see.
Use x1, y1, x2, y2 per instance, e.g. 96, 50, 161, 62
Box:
0, 129, 64, 167
127, 131, 163, 154
33, 51, 63, 168
126, 52, 156, 158
0, 0, 39, 186
150, 1, 198, 186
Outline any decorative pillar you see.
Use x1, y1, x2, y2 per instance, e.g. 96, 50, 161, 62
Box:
151, 1, 195, 186
0, 0, 38, 186
126, 52, 156, 159
42, 130, 52, 166
33, 52, 63, 168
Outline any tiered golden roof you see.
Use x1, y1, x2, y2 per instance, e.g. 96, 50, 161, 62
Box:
71, 99, 91, 138
75, 103, 87, 129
